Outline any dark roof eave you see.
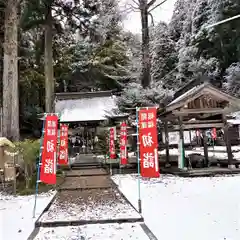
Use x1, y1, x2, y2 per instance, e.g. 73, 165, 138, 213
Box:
55, 90, 118, 100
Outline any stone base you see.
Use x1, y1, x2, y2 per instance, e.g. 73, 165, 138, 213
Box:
228, 164, 236, 169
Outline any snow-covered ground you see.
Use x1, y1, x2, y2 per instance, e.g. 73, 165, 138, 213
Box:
0, 190, 56, 240
112, 174, 240, 240
193, 145, 240, 152
97, 145, 240, 162
158, 148, 240, 160
4, 174, 240, 240
35, 223, 148, 240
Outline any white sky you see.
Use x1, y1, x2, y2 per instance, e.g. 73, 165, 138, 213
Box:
121, 0, 177, 33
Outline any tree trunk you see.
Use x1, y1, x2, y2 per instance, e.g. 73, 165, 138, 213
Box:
2, 0, 20, 141
140, 1, 151, 88
0, 2, 4, 105
44, 9, 54, 113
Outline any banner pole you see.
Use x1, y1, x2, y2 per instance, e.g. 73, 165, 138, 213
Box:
213, 139, 215, 156
136, 107, 142, 213
212, 128, 215, 156
119, 122, 123, 187
119, 155, 122, 187
109, 128, 112, 175
56, 116, 61, 182
33, 113, 46, 218
55, 121, 60, 190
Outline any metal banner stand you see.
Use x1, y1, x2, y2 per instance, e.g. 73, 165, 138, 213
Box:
136, 107, 142, 213
119, 123, 122, 188
33, 113, 46, 218
119, 161, 122, 188
109, 128, 112, 176
33, 113, 59, 218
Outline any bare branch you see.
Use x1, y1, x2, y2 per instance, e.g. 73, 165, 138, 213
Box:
119, 7, 138, 15
126, 3, 139, 11
132, 0, 140, 7
148, 12, 154, 26
147, 0, 157, 8
148, 0, 168, 12
119, 0, 140, 15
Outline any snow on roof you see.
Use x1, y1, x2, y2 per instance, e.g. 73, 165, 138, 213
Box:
227, 119, 240, 125
167, 83, 206, 107
229, 111, 240, 119
55, 95, 118, 122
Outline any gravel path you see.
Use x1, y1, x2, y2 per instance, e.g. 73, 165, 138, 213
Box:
39, 188, 142, 222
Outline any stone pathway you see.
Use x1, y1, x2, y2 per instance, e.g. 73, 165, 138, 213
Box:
30, 164, 157, 240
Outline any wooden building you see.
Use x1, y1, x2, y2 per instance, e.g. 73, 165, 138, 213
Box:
159, 81, 240, 168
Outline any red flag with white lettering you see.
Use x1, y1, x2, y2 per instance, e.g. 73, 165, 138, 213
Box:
139, 108, 159, 178
211, 128, 217, 140
58, 124, 68, 165
120, 122, 128, 165
109, 127, 116, 159
196, 129, 200, 137
40, 114, 58, 184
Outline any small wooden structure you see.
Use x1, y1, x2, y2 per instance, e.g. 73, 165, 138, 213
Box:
159, 81, 240, 168
0, 137, 18, 193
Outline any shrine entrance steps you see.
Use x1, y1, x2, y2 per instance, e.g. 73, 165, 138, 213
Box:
71, 153, 102, 169
30, 161, 158, 240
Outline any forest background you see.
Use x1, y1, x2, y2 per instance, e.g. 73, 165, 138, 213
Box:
0, 0, 240, 141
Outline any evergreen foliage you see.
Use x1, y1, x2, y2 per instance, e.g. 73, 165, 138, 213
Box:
1, 0, 240, 135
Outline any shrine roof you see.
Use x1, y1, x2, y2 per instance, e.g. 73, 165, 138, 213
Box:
167, 83, 206, 107
55, 91, 120, 122
166, 82, 240, 113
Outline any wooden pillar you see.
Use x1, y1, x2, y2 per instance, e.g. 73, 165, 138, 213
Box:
203, 130, 209, 167
222, 114, 234, 168
0, 146, 4, 168
189, 130, 192, 148
164, 121, 170, 167
178, 117, 185, 168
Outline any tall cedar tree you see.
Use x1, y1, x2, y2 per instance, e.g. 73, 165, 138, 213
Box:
2, 0, 20, 140
129, 0, 167, 88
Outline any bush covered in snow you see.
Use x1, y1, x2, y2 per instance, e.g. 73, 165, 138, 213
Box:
224, 62, 240, 97
116, 82, 173, 112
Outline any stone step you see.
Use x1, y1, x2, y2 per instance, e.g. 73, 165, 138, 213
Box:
71, 165, 103, 170
59, 175, 112, 190
65, 168, 108, 177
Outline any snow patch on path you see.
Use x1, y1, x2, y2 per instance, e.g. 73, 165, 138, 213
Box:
34, 223, 148, 240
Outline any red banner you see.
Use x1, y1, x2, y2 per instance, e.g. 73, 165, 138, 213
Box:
109, 127, 116, 159
58, 124, 68, 165
139, 108, 159, 178
211, 128, 217, 140
196, 129, 200, 137
40, 114, 58, 184
120, 122, 128, 165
